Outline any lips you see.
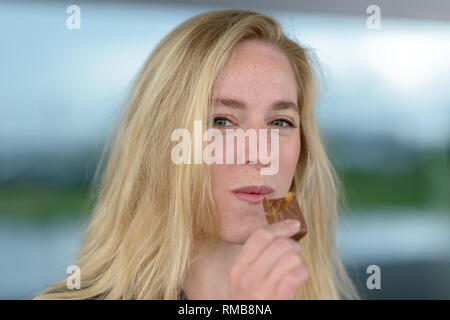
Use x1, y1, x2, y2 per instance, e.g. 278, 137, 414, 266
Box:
231, 185, 274, 204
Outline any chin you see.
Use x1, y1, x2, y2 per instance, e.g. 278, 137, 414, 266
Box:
219, 216, 268, 244
219, 233, 250, 245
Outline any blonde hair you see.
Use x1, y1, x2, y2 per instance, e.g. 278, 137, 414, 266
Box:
34, 9, 359, 300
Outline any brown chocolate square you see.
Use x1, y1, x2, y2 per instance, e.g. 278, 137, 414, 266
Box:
263, 192, 307, 241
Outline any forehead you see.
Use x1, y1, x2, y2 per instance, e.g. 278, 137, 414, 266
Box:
212, 39, 298, 105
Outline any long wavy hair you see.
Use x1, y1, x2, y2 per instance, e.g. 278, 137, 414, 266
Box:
34, 9, 359, 300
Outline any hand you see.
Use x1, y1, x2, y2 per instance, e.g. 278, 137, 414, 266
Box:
227, 219, 309, 299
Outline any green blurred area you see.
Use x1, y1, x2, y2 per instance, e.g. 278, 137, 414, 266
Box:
0, 181, 93, 222
340, 148, 449, 210
0, 149, 448, 222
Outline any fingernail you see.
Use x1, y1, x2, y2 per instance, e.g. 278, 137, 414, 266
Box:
284, 219, 300, 230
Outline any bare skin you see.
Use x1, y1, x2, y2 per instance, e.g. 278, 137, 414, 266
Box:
183, 220, 308, 299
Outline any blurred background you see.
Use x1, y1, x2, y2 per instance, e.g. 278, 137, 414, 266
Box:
0, 0, 448, 299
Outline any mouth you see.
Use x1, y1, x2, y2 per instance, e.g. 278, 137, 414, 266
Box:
231, 185, 275, 204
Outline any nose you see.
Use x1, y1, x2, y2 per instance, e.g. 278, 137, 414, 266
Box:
245, 126, 274, 168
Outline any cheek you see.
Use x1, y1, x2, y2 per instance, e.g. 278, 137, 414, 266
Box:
209, 164, 237, 216
210, 164, 236, 195
278, 135, 300, 188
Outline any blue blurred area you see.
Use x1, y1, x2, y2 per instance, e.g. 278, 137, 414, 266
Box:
0, 1, 449, 299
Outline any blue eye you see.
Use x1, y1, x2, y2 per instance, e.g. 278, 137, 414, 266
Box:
270, 119, 295, 127
213, 117, 233, 127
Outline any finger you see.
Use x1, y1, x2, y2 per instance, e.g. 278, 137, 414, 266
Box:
235, 220, 301, 267
240, 237, 301, 286
275, 266, 309, 300
260, 251, 303, 293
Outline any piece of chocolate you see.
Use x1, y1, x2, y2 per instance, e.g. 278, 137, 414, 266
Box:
262, 192, 307, 241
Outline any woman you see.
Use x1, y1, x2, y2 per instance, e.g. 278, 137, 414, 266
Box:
34, 9, 359, 300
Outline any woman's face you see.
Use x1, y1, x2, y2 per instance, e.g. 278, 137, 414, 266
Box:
209, 39, 301, 244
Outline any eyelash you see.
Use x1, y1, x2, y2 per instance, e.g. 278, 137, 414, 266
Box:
212, 116, 296, 128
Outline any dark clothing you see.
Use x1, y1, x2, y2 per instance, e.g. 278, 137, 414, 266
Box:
180, 289, 188, 300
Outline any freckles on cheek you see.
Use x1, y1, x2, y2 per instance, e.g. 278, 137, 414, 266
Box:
210, 165, 240, 204
279, 140, 300, 175
211, 164, 242, 183
211, 164, 229, 183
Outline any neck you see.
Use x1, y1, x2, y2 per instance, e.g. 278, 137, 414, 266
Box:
182, 237, 242, 300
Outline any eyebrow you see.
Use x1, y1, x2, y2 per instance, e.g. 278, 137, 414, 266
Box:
212, 97, 299, 113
